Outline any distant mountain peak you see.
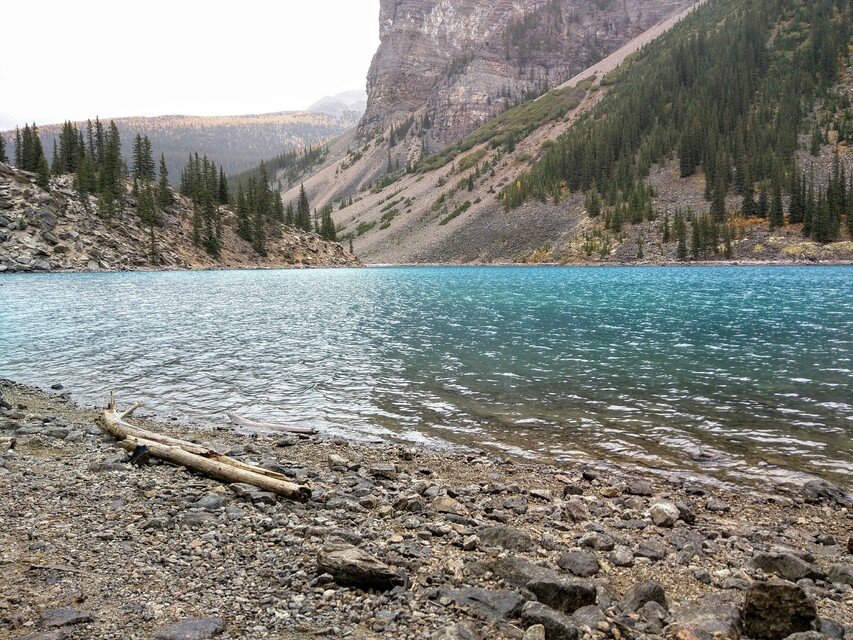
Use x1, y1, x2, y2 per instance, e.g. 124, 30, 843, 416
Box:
308, 90, 368, 117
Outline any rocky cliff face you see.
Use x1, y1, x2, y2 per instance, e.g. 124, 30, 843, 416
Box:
0, 163, 360, 274
360, 0, 694, 149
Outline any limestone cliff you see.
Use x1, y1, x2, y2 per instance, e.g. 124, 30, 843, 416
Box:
360, 0, 694, 148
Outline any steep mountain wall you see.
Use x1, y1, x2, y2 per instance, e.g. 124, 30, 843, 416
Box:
360, 0, 693, 148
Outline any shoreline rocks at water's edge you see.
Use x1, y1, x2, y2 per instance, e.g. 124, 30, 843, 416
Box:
1, 380, 851, 640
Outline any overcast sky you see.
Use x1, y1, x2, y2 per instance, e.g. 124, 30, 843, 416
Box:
0, 0, 380, 131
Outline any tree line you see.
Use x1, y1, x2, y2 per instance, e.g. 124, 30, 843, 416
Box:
3, 118, 338, 261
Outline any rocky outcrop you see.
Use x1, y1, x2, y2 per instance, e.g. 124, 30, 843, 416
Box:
360, 0, 695, 148
0, 163, 360, 273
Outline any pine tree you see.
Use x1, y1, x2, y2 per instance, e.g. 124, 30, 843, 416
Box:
218, 167, 229, 204
36, 154, 50, 190
51, 140, 61, 176
236, 184, 252, 242
296, 183, 312, 232
585, 182, 601, 218
769, 174, 784, 230
14, 127, 22, 168
157, 154, 173, 209
0, 134, 7, 164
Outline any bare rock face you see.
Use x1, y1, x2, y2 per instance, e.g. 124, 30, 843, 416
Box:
360, 0, 695, 148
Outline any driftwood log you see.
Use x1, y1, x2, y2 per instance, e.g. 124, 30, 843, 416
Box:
98, 393, 310, 502
226, 411, 317, 435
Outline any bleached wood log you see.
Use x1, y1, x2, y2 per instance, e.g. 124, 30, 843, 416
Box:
226, 411, 317, 435
99, 393, 310, 502
113, 436, 310, 502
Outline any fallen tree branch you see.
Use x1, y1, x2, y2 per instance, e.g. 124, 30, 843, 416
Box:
98, 393, 310, 502
227, 411, 317, 435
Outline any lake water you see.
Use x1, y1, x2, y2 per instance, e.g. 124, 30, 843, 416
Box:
1, 266, 851, 488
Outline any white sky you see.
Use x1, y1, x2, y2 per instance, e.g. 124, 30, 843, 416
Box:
0, 0, 380, 131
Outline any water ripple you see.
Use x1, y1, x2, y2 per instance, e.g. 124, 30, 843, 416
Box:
1, 265, 852, 487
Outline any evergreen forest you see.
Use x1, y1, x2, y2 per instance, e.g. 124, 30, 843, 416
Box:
500, 0, 853, 246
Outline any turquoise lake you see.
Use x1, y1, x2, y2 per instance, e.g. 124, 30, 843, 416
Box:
1, 266, 851, 487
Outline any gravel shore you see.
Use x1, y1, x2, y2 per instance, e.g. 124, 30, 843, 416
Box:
1, 379, 851, 640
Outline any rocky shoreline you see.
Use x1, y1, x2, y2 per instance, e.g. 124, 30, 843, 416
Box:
1, 379, 851, 640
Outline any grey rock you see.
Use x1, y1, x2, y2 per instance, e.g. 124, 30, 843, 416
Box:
609, 545, 634, 567
650, 501, 680, 527
801, 479, 851, 506
557, 551, 600, 578
520, 601, 580, 640
368, 462, 397, 479
579, 531, 615, 552
740, 579, 817, 640
571, 604, 608, 630
431, 494, 468, 515
827, 564, 853, 586
479, 524, 533, 552
194, 493, 225, 510
820, 618, 846, 639
705, 497, 731, 512
179, 512, 218, 528
17, 632, 70, 640
40, 608, 93, 628
751, 552, 825, 582
228, 482, 276, 504
563, 498, 589, 522
316, 541, 403, 590
666, 593, 741, 640
437, 587, 525, 620
620, 581, 668, 613
626, 479, 654, 496
431, 623, 481, 640
152, 617, 225, 639
38, 207, 58, 230
522, 624, 546, 640
635, 538, 668, 562
676, 500, 697, 524
489, 557, 596, 614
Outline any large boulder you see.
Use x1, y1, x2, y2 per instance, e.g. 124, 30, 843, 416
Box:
740, 579, 817, 640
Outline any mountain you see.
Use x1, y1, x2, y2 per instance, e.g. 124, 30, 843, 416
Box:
1, 110, 358, 188
0, 163, 359, 273
308, 90, 368, 117
286, 0, 853, 265
360, 0, 695, 148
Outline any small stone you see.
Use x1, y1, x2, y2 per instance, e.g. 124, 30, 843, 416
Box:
431, 623, 481, 640
557, 551, 600, 578
649, 502, 680, 527
705, 497, 730, 512
522, 624, 546, 640
827, 564, 853, 586
431, 495, 469, 516
751, 552, 825, 582
609, 545, 634, 567
479, 525, 533, 552
50, 383, 64, 390
316, 541, 403, 590
368, 462, 397, 479
521, 602, 579, 640
463, 535, 479, 551
152, 617, 225, 639
621, 581, 668, 613
626, 479, 653, 496
194, 494, 225, 510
